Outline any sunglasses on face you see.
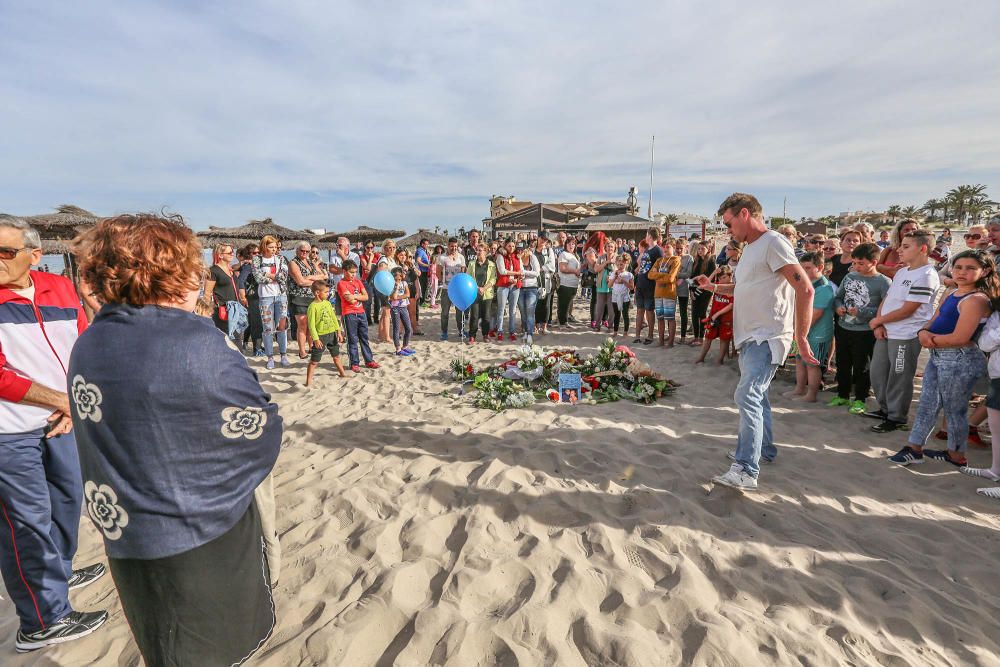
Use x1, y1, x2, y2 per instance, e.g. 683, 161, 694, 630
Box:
965, 233, 983, 240
0, 246, 29, 260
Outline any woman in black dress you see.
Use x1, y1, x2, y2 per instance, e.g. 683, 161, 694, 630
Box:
204, 244, 239, 333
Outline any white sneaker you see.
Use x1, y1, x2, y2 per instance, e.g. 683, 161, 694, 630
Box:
712, 463, 758, 491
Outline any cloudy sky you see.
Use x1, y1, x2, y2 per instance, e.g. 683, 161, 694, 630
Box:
2, 1, 998, 233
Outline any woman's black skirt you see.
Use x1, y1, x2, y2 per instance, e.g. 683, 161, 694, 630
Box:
108, 502, 275, 667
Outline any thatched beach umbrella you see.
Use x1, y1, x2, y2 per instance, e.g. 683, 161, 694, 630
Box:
196, 218, 316, 249
24, 204, 100, 240
315, 225, 403, 246
396, 228, 448, 249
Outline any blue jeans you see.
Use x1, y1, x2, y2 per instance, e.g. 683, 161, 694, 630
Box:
258, 294, 288, 356
495, 286, 521, 335
343, 313, 374, 366
518, 287, 538, 337
0, 430, 81, 632
909, 345, 987, 453
733, 341, 779, 478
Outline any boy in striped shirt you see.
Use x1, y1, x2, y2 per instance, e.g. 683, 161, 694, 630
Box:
865, 230, 940, 433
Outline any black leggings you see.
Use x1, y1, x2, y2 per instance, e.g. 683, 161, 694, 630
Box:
535, 291, 552, 326
835, 326, 876, 401
468, 297, 493, 339
557, 285, 577, 325
612, 302, 631, 333
589, 287, 597, 323
677, 296, 689, 338
691, 291, 712, 339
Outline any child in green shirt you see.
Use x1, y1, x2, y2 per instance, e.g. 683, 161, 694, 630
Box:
306, 280, 346, 386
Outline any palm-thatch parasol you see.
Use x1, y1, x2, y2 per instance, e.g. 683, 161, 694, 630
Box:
196, 218, 316, 248
396, 228, 448, 249
24, 204, 101, 240
315, 225, 404, 245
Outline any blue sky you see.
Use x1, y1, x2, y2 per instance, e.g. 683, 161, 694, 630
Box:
2, 1, 998, 234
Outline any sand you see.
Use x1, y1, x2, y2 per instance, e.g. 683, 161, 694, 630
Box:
3, 301, 1000, 666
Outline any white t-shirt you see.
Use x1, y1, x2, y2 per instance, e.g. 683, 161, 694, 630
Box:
328, 251, 360, 288
558, 251, 581, 288
437, 253, 466, 284
733, 230, 798, 362
258, 256, 282, 298
610, 271, 634, 303
881, 263, 940, 339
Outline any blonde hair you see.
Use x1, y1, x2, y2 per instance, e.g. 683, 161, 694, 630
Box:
260, 235, 280, 251
212, 243, 233, 264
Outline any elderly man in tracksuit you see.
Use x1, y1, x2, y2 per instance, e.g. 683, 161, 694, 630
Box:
0, 215, 107, 653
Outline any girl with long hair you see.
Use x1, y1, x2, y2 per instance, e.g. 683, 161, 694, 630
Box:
890, 249, 998, 467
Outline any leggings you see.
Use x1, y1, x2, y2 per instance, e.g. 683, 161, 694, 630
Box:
612, 301, 631, 333
468, 297, 493, 339
589, 287, 597, 323
593, 291, 612, 326
244, 297, 263, 350
390, 305, 412, 349
557, 285, 577, 325
535, 290, 553, 326
691, 290, 712, 339
835, 326, 876, 401
677, 296, 689, 337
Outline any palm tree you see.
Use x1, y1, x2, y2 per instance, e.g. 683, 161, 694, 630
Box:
886, 204, 902, 224
922, 199, 941, 220
946, 184, 989, 224
968, 197, 997, 224
901, 205, 919, 219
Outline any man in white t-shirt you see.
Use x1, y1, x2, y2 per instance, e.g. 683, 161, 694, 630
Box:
327, 237, 360, 312
695, 193, 816, 491
865, 230, 940, 433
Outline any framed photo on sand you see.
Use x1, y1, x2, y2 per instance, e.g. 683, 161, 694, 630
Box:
558, 373, 582, 404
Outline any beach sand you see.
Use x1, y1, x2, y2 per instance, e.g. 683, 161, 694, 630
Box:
4, 302, 1000, 666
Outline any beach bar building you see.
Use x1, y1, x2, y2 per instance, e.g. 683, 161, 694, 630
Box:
582, 203, 653, 242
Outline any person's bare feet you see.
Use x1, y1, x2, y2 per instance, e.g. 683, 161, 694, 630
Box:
782, 389, 805, 398
793, 393, 817, 402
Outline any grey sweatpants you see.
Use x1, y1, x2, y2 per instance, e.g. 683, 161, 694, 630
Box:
870, 337, 922, 423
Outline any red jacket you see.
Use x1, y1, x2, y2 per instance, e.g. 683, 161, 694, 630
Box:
0, 271, 87, 433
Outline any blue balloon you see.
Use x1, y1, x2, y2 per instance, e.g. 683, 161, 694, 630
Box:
373, 269, 395, 296
448, 273, 477, 311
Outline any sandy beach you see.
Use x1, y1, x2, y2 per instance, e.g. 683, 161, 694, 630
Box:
3, 302, 1000, 667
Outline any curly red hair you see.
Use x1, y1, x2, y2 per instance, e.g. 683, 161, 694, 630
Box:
74, 213, 203, 306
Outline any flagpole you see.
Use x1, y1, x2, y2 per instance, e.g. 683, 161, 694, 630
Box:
648, 135, 655, 219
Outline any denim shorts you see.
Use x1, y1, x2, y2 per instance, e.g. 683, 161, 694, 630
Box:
987, 378, 1000, 411
654, 298, 676, 320
635, 290, 655, 311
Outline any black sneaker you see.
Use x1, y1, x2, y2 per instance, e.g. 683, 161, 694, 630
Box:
923, 449, 968, 467
888, 446, 924, 466
68, 563, 106, 591
862, 409, 888, 420
15, 610, 108, 653
871, 419, 904, 434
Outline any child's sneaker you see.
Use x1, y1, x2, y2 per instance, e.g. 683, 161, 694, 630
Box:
402, 348, 416, 355
848, 400, 866, 415
923, 449, 968, 467
497, 333, 505, 341
350, 365, 361, 373
396, 350, 407, 357
827, 397, 850, 407
280, 354, 290, 367
487, 330, 497, 339
365, 361, 381, 369
888, 446, 924, 466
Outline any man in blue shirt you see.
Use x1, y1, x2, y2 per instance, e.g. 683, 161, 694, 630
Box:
415, 238, 431, 306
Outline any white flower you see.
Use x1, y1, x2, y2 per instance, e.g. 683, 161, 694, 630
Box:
84, 481, 129, 540
71, 375, 103, 422
220, 407, 268, 440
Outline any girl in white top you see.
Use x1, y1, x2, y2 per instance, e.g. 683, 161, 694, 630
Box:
517, 247, 541, 343
965, 310, 1000, 499
609, 254, 635, 336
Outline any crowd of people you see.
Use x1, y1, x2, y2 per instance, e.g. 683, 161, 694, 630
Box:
2, 197, 1000, 663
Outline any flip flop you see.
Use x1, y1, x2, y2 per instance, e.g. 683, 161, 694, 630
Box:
961, 467, 1000, 482
977, 487, 1000, 499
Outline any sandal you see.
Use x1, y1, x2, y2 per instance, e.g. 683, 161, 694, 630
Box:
960, 467, 1000, 482
977, 487, 1000, 499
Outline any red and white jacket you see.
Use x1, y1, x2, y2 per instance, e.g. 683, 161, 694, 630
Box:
0, 271, 87, 434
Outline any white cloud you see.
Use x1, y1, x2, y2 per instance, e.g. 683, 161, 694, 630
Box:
1, 0, 998, 229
